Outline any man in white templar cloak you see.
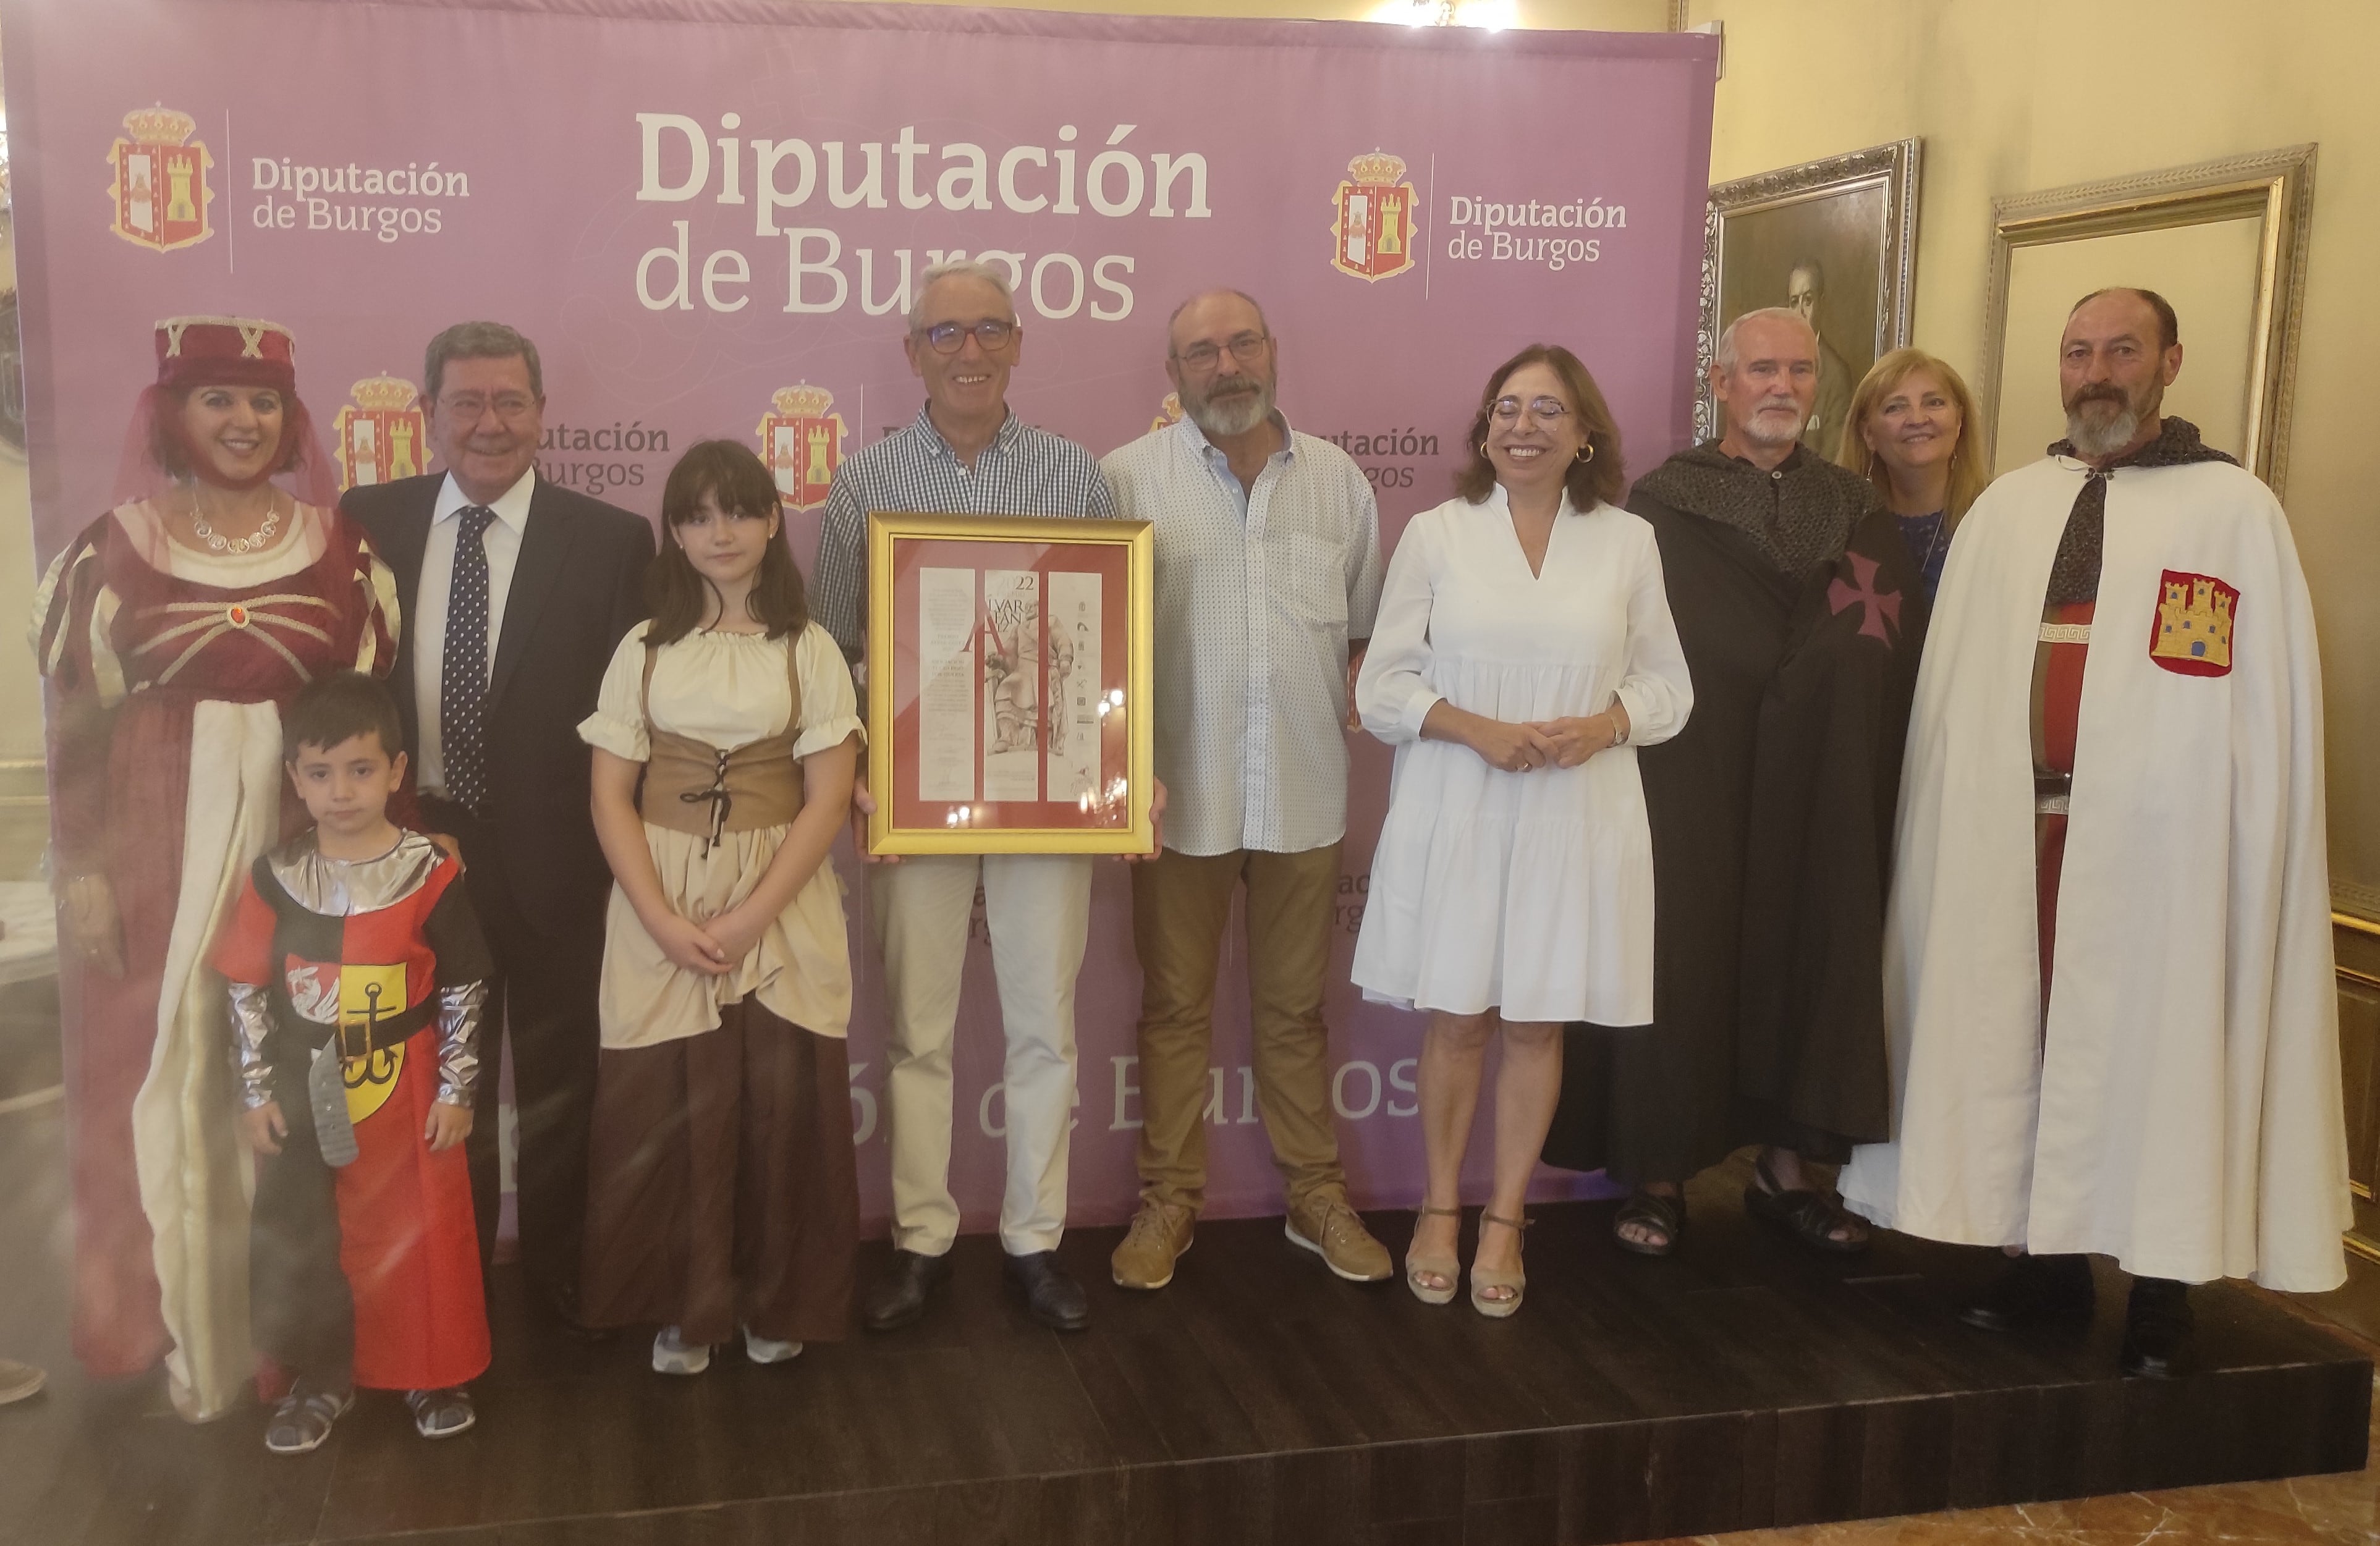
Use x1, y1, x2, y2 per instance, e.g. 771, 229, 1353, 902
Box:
1839, 287, 2348, 1379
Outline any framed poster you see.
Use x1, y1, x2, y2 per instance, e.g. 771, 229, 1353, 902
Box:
865, 512, 1155, 855
1696, 138, 1922, 460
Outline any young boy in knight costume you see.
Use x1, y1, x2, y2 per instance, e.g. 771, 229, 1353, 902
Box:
1840, 289, 2349, 1377
217, 671, 494, 1452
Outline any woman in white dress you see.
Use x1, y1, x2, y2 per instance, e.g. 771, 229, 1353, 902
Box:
1353, 345, 1692, 1316
577, 441, 862, 1374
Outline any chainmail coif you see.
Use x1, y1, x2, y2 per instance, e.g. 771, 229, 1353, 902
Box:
2042, 416, 2237, 605
1630, 441, 1878, 577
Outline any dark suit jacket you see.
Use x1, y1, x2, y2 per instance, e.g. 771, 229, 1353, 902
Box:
344, 473, 654, 931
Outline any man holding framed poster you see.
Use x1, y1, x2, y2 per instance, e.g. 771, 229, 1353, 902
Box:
812, 260, 1125, 1334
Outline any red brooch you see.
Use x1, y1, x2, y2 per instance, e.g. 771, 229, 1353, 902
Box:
226, 604, 251, 628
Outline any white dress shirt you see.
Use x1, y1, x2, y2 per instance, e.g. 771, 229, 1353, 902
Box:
1102, 413, 1383, 857
412, 467, 535, 795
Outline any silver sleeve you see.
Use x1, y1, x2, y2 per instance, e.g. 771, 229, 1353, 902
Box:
227, 981, 278, 1112
433, 981, 487, 1107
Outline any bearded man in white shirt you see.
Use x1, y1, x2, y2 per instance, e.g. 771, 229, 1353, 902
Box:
1098, 290, 1391, 1291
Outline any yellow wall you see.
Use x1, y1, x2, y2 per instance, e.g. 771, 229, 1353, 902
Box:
1682, 0, 2380, 908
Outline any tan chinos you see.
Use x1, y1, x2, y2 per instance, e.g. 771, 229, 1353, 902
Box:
1130, 842, 1347, 1213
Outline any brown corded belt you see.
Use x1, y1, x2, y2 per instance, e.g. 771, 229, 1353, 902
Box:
635, 635, 806, 845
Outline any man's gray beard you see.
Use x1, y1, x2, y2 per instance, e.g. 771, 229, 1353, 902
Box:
2064, 400, 2141, 458
1188, 380, 1273, 438
1737, 402, 1804, 448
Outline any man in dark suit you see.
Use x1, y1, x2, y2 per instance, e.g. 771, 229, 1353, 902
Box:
342, 321, 653, 1328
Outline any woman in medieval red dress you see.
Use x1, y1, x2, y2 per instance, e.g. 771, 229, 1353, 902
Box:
32, 316, 400, 1420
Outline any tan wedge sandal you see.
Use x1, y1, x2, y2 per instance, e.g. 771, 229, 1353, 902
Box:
1470, 1212, 1532, 1319
1405, 1204, 1462, 1306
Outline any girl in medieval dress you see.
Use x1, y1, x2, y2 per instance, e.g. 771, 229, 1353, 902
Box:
577, 440, 861, 1374
32, 316, 401, 1420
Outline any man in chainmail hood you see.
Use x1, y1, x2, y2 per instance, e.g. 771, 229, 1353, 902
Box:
1543, 308, 1928, 1260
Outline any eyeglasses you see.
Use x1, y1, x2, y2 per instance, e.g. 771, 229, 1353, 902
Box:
916, 319, 1019, 355
437, 392, 538, 423
1489, 395, 1572, 425
1174, 332, 1271, 372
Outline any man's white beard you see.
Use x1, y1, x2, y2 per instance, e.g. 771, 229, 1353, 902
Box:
1188, 381, 1272, 437
1737, 402, 1803, 448
2065, 400, 2142, 458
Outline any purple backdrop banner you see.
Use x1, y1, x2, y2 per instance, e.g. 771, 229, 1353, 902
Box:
6, 0, 1716, 1232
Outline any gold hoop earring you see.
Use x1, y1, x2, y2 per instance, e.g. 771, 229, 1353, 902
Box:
1575, 442, 1596, 463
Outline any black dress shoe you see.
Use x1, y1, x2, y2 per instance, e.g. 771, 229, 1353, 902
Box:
1959, 1252, 2095, 1331
1005, 1251, 1090, 1332
2119, 1277, 2193, 1379
864, 1248, 953, 1332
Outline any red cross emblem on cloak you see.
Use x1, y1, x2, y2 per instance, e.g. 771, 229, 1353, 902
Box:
1827, 551, 1902, 644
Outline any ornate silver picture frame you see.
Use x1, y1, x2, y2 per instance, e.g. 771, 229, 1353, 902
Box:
1696, 138, 1922, 457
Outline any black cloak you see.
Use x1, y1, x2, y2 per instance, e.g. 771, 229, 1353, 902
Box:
1542, 444, 1929, 1183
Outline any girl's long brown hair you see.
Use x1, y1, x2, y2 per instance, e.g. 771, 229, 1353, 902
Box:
1453, 344, 1626, 510
645, 439, 809, 646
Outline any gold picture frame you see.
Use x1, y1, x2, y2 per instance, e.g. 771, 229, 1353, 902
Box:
1977, 144, 2316, 493
864, 510, 1154, 856
1697, 138, 1923, 457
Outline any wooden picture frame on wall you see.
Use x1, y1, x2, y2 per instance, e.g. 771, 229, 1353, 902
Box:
1696, 138, 1922, 460
1976, 144, 2316, 494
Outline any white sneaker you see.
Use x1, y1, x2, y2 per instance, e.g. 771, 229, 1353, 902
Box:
743, 1326, 803, 1364
651, 1325, 711, 1375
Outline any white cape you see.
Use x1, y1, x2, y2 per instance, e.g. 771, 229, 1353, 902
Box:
1840, 452, 2348, 1291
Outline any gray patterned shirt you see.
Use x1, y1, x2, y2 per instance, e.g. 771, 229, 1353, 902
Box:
811, 405, 1116, 674
1101, 414, 1382, 857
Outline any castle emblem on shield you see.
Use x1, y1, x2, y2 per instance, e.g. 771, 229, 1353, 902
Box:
107, 107, 215, 253
333, 376, 428, 491
1150, 392, 1184, 433
2149, 568, 2238, 677
757, 384, 846, 511
1330, 151, 1418, 283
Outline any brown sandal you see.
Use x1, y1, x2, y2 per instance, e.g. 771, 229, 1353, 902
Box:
1405, 1205, 1461, 1306
1470, 1212, 1531, 1318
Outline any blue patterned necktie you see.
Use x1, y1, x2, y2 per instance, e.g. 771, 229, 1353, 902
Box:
439, 505, 498, 812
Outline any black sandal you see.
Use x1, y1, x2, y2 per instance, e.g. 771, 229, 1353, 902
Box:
1612, 1189, 1685, 1257
1743, 1152, 1870, 1256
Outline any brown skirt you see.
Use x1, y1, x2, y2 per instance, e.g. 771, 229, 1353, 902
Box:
581, 1000, 858, 1345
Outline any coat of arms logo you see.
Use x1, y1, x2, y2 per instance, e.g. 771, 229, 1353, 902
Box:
1330, 151, 1419, 283
333, 375, 428, 492
757, 384, 847, 512
108, 107, 214, 253
1150, 392, 1184, 434
2149, 568, 2238, 677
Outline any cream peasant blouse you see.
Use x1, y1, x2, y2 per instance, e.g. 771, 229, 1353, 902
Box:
578, 621, 862, 1048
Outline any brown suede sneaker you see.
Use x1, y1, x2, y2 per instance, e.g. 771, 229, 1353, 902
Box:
1111, 1199, 1196, 1290
1285, 1193, 1392, 1283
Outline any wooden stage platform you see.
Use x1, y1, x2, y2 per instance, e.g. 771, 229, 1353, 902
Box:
0, 1096, 2367, 1545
